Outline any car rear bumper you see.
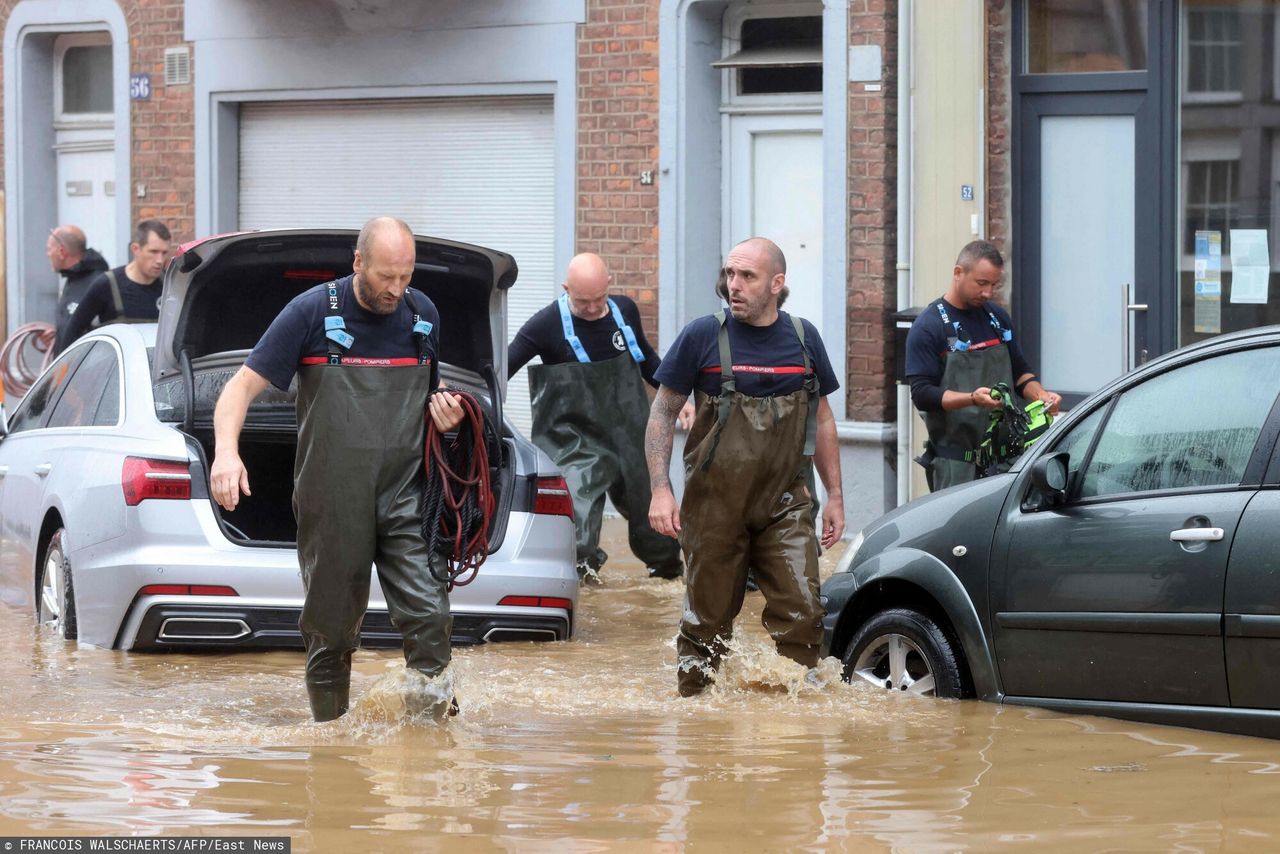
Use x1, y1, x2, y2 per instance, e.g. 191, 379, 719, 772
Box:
126, 601, 572, 650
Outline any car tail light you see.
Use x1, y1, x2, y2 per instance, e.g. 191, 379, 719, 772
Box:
498, 595, 573, 610
533, 476, 574, 518
123, 457, 192, 506
139, 584, 238, 596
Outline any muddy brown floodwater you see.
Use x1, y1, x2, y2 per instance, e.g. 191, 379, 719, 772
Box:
3, 521, 1280, 850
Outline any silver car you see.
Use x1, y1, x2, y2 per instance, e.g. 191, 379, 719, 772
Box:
0, 229, 578, 649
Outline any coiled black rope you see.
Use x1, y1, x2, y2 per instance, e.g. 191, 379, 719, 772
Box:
421, 389, 499, 590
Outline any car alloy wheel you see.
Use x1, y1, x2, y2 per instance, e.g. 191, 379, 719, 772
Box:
37, 529, 77, 641
842, 607, 963, 698
851, 632, 936, 695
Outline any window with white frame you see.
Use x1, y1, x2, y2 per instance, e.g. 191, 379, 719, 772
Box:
716, 4, 823, 104
55, 33, 113, 121
1183, 159, 1239, 255
1184, 8, 1242, 97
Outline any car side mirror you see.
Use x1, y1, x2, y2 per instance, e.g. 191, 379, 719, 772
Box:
1029, 452, 1069, 506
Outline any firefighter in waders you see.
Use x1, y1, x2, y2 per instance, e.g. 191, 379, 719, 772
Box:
509, 253, 694, 581
210, 217, 466, 722
646, 237, 846, 697
904, 240, 1062, 491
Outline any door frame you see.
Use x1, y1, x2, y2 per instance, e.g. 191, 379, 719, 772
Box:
2, 2, 131, 332
1011, 0, 1179, 405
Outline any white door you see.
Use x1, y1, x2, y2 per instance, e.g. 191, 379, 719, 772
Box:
56, 148, 117, 263
237, 96, 556, 434
727, 113, 824, 324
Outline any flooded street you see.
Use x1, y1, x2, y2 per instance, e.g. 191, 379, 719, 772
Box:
3, 521, 1280, 850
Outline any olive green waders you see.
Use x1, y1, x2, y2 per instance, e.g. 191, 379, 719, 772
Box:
294, 362, 451, 722
917, 343, 1019, 491
675, 313, 823, 696
529, 354, 682, 576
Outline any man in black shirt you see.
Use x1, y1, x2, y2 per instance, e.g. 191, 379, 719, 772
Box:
904, 240, 1062, 491
47, 224, 109, 345
55, 219, 172, 354
509, 253, 691, 580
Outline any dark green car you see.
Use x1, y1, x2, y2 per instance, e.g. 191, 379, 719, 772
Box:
822, 326, 1280, 738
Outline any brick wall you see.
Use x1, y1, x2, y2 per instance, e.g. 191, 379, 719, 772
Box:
576, 0, 662, 333
846, 0, 897, 423
0, 0, 195, 240
127, 0, 195, 243
986, 0, 1012, 259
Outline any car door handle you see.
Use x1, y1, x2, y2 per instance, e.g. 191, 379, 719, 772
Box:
34, 463, 52, 477
0, 465, 7, 478
1170, 527, 1224, 543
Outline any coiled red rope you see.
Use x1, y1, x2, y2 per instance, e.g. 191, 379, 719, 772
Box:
421, 390, 497, 590
0, 322, 57, 398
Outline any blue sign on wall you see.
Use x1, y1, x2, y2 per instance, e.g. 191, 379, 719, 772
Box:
130, 73, 151, 101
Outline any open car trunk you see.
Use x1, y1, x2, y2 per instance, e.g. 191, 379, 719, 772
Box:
152, 230, 519, 549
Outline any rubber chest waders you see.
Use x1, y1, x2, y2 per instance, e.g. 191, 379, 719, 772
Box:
293, 282, 451, 722
916, 302, 1021, 492
527, 296, 682, 577
675, 311, 823, 697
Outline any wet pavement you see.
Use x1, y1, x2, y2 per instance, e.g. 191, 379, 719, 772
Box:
3, 520, 1280, 850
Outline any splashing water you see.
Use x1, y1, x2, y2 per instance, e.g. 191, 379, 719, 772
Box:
347, 664, 459, 726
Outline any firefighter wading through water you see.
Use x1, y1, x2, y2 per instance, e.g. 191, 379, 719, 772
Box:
209, 217, 466, 722
646, 237, 846, 696
508, 252, 694, 582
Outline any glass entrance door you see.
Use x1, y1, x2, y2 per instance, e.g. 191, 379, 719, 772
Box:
1015, 1, 1175, 406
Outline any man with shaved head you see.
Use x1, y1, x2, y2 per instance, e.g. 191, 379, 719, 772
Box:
211, 216, 466, 722
646, 236, 845, 697
509, 252, 692, 581
46, 224, 108, 345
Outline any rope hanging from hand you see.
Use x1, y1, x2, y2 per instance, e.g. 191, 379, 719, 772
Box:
421, 389, 498, 590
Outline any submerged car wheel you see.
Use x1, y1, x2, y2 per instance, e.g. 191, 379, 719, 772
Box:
842, 608, 962, 698
37, 529, 77, 641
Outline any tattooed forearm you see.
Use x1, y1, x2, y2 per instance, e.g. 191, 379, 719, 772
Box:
646, 386, 686, 491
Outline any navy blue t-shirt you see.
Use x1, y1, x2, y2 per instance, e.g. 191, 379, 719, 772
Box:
245, 275, 441, 391
904, 297, 1031, 412
507, 294, 662, 387
655, 311, 840, 398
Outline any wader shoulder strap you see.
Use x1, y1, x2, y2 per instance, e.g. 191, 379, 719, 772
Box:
404, 288, 434, 366
322, 280, 353, 365
790, 315, 819, 457
714, 310, 735, 424
696, 311, 736, 473
106, 270, 125, 317
606, 298, 646, 364
557, 294, 591, 363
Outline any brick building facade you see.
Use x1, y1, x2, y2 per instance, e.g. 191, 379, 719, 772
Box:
0, 0, 195, 243
1, 0, 939, 524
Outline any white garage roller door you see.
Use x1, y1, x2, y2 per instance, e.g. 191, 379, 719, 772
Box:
239, 96, 556, 434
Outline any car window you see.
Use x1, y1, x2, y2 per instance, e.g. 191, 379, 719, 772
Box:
1079, 347, 1280, 498
47, 342, 120, 429
1054, 405, 1106, 485
5, 348, 87, 434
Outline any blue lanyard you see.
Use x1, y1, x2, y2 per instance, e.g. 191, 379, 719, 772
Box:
557, 293, 645, 364
935, 302, 1012, 352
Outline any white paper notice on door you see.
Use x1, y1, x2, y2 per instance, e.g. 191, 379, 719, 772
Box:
1229, 229, 1271, 304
